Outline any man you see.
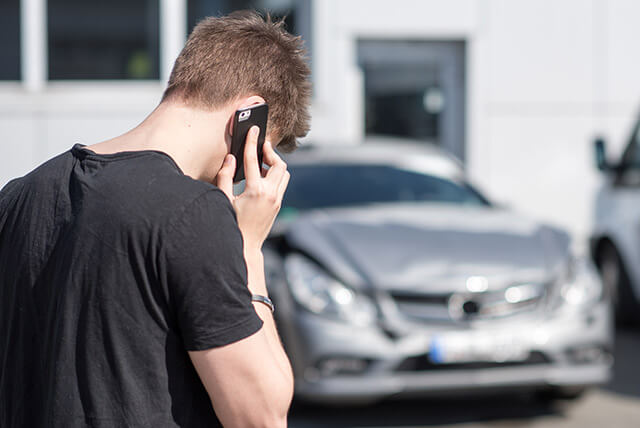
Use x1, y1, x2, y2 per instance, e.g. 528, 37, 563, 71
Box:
0, 10, 310, 428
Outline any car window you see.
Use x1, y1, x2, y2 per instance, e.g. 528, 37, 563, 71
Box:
620, 120, 640, 169
282, 164, 490, 211
614, 120, 640, 187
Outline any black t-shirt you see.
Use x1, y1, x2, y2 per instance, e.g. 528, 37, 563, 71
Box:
0, 144, 263, 427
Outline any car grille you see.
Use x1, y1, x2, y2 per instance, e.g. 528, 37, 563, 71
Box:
389, 283, 547, 324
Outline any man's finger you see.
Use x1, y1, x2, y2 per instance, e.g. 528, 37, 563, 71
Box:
215, 154, 236, 201
243, 126, 260, 184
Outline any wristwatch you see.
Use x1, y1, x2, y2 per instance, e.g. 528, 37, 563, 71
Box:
251, 294, 275, 313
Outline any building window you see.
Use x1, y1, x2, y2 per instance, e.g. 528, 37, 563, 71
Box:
359, 40, 466, 161
187, 0, 299, 37
48, 0, 160, 80
0, 0, 20, 80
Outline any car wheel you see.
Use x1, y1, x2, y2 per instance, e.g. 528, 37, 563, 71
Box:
596, 241, 638, 326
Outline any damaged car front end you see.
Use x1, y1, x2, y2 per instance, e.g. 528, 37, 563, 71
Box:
264, 143, 613, 403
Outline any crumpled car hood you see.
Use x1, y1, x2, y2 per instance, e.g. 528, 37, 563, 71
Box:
282, 203, 570, 293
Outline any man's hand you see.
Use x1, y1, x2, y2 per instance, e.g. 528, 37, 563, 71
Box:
216, 126, 290, 254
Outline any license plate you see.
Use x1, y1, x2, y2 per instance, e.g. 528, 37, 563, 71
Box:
429, 330, 530, 364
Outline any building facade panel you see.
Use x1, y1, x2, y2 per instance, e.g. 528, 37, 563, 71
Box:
2, 0, 640, 244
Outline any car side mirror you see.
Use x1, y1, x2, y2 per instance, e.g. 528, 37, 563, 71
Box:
594, 137, 609, 171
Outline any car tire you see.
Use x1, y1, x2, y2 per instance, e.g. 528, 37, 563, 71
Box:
596, 241, 639, 326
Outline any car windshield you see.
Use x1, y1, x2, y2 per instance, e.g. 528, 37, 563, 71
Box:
282, 163, 490, 211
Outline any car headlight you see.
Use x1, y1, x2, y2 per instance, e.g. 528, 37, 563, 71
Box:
283, 253, 377, 326
557, 256, 603, 306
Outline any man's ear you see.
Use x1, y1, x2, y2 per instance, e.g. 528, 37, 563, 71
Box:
227, 95, 266, 138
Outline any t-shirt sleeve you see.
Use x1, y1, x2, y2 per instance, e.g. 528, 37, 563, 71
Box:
159, 188, 263, 351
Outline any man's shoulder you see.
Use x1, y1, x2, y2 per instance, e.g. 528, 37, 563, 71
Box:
2, 150, 73, 190
0, 150, 74, 209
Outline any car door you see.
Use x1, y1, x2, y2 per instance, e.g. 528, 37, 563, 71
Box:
608, 120, 640, 297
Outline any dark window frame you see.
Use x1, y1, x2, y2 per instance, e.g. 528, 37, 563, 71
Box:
0, 0, 21, 81
47, 0, 161, 81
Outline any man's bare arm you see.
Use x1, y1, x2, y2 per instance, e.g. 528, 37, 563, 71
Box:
244, 249, 294, 382
189, 248, 293, 427
190, 127, 293, 427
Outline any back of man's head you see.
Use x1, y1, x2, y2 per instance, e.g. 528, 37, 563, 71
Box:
162, 10, 311, 152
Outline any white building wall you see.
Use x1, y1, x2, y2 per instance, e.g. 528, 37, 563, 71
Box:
1, 0, 640, 244
308, 0, 640, 242
484, 0, 640, 241
0, 83, 162, 184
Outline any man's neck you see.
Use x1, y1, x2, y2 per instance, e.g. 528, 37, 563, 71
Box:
87, 101, 232, 183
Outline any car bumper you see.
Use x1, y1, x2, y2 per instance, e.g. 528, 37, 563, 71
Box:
296, 362, 610, 402
285, 301, 613, 403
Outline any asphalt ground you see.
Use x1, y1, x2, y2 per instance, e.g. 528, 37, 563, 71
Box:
289, 327, 640, 428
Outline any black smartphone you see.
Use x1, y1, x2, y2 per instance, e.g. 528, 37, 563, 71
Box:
230, 103, 268, 183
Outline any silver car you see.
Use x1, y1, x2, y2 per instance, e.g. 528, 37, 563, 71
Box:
264, 141, 613, 404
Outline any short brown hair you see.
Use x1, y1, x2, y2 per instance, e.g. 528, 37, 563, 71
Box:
162, 10, 311, 152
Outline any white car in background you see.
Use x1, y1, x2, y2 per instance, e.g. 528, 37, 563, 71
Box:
592, 114, 640, 324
